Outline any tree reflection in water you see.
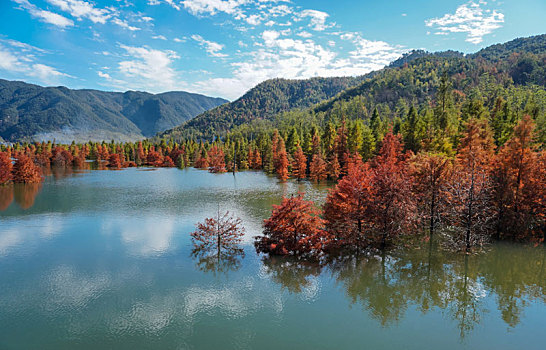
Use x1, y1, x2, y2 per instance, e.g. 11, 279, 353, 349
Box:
191, 246, 245, 276
258, 240, 545, 339
0, 185, 14, 211
261, 255, 322, 294
13, 183, 42, 210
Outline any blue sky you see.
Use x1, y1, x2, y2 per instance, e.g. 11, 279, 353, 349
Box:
0, 0, 544, 100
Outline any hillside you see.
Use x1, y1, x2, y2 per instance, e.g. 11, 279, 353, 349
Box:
160, 34, 546, 144
0, 80, 227, 142
158, 76, 367, 141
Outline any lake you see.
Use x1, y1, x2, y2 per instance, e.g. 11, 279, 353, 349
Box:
0, 167, 544, 349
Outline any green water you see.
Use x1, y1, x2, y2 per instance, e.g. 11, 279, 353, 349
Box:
0, 168, 544, 349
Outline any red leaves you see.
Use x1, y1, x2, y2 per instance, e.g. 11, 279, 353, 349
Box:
107, 153, 123, 169
12, 154, 41, 183
207, 145, 227, 173
324, 132, 416, 250
191, 211, 245, 251
0, 151, 13, 185
291, 145, 307, 180
257, 193, 328, 256
274, 137, 289, 181
309, 153, 328, 182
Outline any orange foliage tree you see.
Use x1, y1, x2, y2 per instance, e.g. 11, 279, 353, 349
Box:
12, 154, 41, 183
107, 153, 123, 169
291, 145, 307, 180
324, 133, 415, 249
208, 145, 227, 173
492, 115, 545, 240
256, 193, 327, 256
410, 152, 451, 237
274, 137, 289, 181
191, 210, 245, 256
443, 119, 495, 250
309, 153, 328, 182
323, 163, 374, 249
0, 151, 13, 184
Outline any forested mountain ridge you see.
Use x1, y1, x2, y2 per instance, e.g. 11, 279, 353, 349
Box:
0, 79, 227, 142
161, 35, 545, 143
158, 76, 368, 140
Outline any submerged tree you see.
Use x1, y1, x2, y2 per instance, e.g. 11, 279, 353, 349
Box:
492, 115, 545, 240
12, 154, 41, 183
410, 152, 451, 237
191, 210, 245, 274
443, 119, 496, 251
256, 193, 327, 256
208, 145, 227, 173
0, 151, 13, 185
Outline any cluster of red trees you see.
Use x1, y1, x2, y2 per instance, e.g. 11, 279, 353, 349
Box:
256, 116, 546, 255
0, 151, 41, 184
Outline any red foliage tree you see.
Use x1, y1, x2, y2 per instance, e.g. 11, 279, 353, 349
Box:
410, 152, 451, 237
208, 145, 227, 173
492, 115, 544, 240
323, 163, 374, 249
146, 148, 163, 167
107, 153, 123, 169
324, 133, 415, 249
275, 137, 289, 181
291, 145, 307, 180
161, 155, 174, 167
369, 133, 416, 248
12, 154, 41, 183
52, 147, 74, 167
443, 119, 495, 250
309, 153, 328, 182
256, 193, 327, 256
191, 210, 245, 256
0, 151, 13, 184
327, 153, 340, 180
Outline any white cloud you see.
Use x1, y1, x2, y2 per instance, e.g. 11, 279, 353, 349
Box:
181, 0, 245, 16
298, 9, 331, 31
173, 37, 187, 42
297, 31, 312, 38
112, 17, 140, 31
115, 45, 181, 92
12, 0, 74, 28
192, 30, 402, 99
0, 41, 71, 84
46, 0, 112, 24
152, 35, 168, 40
191, 34, 228, 57
425, 1, 504, 44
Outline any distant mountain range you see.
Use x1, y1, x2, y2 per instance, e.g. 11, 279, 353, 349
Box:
2, 34, 545, 143
0, 80, 227, 142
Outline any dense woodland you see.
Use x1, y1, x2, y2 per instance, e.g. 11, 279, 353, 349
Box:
1, 35, 545, 254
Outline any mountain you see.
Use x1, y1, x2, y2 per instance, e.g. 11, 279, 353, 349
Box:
158, 34, 545, 146
0, 79, 227, 143
161, 35, 545, 142
158, 76, 368, 140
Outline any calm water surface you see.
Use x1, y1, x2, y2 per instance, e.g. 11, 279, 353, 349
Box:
0, 168, 544, 349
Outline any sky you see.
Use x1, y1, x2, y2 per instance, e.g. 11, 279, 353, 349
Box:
0, 0, 544, 100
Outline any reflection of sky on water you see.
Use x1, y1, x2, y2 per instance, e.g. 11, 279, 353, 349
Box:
0, 168, 544, 349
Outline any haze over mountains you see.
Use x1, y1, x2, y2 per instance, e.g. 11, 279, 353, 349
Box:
0, 80, 227, 143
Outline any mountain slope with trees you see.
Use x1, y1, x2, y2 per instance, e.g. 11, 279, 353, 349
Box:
0, 79, 227, 142
158, 76, 368, 140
